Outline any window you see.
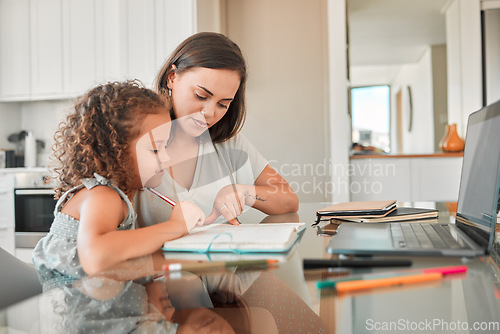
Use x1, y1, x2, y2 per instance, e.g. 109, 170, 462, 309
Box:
350, 85, 390, 153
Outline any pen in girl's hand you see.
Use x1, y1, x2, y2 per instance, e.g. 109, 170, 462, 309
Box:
147, 188, 176, 207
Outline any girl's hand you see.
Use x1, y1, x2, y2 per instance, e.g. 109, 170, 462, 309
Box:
204, 185, 250, 225
170, 201, 205, 233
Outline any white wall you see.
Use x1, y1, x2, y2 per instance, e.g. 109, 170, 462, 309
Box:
391, 48, 435, 154
20, 100, 71, 166
196, 0, 224, 33
0, 103, 22, 150
224, 0, 335, 202
327, 0, 351, 203
444, 0, 482, 137
350, 65, 401, 87
484, 8, 500, 104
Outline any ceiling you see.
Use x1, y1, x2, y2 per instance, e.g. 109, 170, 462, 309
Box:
347, 0, 449, 67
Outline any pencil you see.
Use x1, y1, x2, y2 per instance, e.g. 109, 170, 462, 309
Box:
147, 188, 176, 207
163, 259, 278, 272
334, 272, 442, 293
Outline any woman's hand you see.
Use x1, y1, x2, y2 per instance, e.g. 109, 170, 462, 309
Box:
170, 201, 205, 232
204, 184, 250, 225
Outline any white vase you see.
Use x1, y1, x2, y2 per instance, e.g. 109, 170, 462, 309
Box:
24, 131, 36, 168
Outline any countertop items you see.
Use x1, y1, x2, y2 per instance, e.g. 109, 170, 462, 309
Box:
350, 152, 464, 159
0, 167, 49, 174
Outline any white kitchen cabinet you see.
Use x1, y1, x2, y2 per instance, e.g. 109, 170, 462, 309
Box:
0, 0, 196, 101
350, 156, 463, 202
95, 0, 122, 84
410, 157, 463, 202
0, 0, 31, 100
0, 174, 15, 255
62, 0, 98, 95
350, 158, 412, 202
30, 0, 64, 97
121, 0, 157, 87
121, 0, 195, 88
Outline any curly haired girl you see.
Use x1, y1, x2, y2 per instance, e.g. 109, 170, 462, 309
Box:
33, 81, 205, 283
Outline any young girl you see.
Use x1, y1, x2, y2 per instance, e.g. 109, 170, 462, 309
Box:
33, 80, 205, 286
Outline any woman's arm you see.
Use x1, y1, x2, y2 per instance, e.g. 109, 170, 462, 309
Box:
204, 165, 298, 224
245, 164, 298, 214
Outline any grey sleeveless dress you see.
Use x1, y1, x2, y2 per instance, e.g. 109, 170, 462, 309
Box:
32, 174, 178, 333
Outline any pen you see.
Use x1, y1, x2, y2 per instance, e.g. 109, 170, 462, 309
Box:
316, 265, 468, 289
333, 272, 442, 293
303, 258, 413, 269
147, 188, 176, 207
163, 259, 279, 272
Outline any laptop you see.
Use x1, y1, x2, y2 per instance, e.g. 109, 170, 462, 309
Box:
326, 100, 500, 257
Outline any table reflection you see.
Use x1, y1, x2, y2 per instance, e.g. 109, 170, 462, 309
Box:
33, 250, 326, 333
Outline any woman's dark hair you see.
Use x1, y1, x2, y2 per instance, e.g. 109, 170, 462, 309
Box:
155, 32, 247, 143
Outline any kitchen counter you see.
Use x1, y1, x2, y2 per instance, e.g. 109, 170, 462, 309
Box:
0, 167, 49, 174
350, 152, 464, 159
349, 153, 463, 202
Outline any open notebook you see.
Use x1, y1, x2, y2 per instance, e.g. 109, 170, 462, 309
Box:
163, 223, 306, 253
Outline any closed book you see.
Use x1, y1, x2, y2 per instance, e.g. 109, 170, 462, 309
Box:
316, 200, 397, 219
331, 207, 439, 223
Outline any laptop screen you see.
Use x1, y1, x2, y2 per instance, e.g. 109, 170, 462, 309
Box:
456, 100, 500, 252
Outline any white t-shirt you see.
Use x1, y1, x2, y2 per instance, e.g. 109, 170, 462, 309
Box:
135, 133, 268, 226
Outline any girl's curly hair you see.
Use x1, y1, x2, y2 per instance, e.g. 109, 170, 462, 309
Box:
51, 80, 170, 199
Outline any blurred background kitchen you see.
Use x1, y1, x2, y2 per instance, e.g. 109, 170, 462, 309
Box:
0, 0, 499, 258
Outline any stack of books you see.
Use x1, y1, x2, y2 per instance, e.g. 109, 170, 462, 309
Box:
315, 200, 438, 225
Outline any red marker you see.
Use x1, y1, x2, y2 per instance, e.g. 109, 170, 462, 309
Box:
422, 265, 468, 275
147, 188, 176, 207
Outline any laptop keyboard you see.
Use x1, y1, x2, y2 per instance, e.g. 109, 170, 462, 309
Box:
390, 223, 465, 249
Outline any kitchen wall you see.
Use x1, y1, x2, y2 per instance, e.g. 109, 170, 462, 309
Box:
0, 104, 21, 149
20, 100, 73, 166
224, 0, 332, 202
484, 8, 500, 104
0, 100, 70, 167
391, 47, 435, 154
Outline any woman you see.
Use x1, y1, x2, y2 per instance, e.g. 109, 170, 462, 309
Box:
136, 32, 298, 226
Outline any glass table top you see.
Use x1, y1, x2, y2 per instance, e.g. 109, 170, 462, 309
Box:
1, 202, 500, 333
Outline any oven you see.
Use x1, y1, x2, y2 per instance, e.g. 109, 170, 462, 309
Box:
14, 172, 57, 248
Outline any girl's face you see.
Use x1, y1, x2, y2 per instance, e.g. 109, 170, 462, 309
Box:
130, 111, 172, 189
167, 67, 241, 138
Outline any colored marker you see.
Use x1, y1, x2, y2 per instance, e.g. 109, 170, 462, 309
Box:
163, 259, 279, 272
422, 265, 468, 275
317, 264, 468, 289
334, 272, 442, 293
147, 188, 176, 207
303, 258, 412, 269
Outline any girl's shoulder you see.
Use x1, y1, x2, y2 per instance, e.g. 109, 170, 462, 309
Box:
60, 184, 125, 221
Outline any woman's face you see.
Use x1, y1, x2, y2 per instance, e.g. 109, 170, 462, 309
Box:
167, 67, 241, 138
